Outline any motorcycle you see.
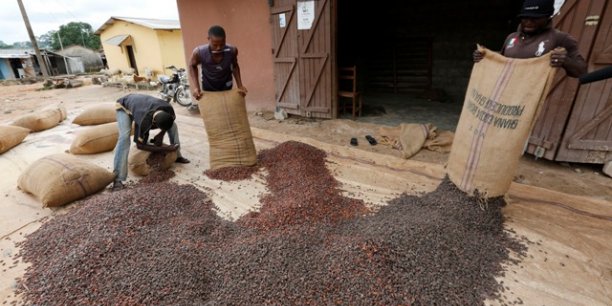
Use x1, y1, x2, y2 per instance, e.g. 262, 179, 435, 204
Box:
158, 65, 193, 107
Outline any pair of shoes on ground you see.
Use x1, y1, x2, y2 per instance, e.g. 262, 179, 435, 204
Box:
350, 135, 377, 146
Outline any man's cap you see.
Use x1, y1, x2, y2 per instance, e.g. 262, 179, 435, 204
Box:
153, 111, 174, 131
518, 0, 555, 18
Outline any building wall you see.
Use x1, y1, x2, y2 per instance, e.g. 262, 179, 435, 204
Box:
0, 59, 15, 80
176, 0, 275, 111
99, 20, 164, 76
156, 29, 187, 76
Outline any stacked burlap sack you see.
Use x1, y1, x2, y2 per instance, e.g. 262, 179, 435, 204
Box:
2, 104, 67, 154
18, 154, 114, 207
11, 104, 67, 132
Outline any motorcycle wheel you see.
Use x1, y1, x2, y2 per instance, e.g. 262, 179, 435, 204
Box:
174, 87, 193, 107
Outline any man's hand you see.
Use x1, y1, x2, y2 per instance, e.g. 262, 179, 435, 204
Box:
191, 88, 203, 100
152, 130, 166, 147
550, 47, 567, 68
237, 86, 248, 97
473, 49, 485, 63
136, 142, 179, 153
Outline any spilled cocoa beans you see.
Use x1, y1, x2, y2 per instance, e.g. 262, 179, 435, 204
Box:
15, 141, 526, 305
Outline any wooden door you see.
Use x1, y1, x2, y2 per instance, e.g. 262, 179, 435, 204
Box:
556, 2, 612, 163
270, 0, 335, 118
270, 1, 301, 114
526, 0, 607, 160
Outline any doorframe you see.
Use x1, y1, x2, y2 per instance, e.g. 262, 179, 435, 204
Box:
126, 45, 138, 75
331, 0, 338, 118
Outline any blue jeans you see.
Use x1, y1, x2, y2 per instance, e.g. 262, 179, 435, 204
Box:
113, 109, 182, 182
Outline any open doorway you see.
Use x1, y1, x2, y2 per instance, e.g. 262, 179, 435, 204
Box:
126, 45, 138, 75
336, 0, 521, 130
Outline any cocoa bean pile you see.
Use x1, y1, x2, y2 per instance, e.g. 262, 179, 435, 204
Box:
238, 141, 370, 231
14, 141, 525, 305
204, 165, 259, 181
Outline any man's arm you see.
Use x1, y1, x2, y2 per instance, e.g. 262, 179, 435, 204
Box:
551, 34, 587, 78
232, 48, 247, 96
189, 47, 203, 100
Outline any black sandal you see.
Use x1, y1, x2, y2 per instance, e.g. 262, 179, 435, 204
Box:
365, 135, 377, 145
350, 138, 358, 146
175, 157, 191, 164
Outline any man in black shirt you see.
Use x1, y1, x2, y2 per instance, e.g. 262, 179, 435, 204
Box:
112, 94, 190, 191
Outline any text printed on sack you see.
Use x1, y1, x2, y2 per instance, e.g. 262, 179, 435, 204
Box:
466, 89, 525, 130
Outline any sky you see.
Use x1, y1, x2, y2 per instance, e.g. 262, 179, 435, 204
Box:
0, 0, 180, 44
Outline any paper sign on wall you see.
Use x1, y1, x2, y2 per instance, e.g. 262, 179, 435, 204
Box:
279, 13, 286, 28
297, 1, 315, 30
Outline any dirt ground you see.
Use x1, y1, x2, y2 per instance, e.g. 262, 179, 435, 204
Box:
1, 79, 610, 202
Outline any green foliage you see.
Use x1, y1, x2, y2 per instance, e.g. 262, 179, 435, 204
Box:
45, 22, 101, 51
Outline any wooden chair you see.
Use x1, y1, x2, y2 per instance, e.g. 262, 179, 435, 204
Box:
338, 66, 362, 119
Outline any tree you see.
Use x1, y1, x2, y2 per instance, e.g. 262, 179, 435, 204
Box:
0, 41, 10, 49
11, 41, 32, 49
37, 32, 54, 49
47, 22, 101, 51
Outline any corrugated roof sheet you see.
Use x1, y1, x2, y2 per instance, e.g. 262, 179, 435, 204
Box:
95, 16, 180, 35
0, 49, 33, 59
104, 34, 131, 46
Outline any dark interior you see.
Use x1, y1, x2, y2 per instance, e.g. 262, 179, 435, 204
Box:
336, 0, 523, 128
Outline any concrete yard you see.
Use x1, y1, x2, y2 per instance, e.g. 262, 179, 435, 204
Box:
0, 81, 611, 304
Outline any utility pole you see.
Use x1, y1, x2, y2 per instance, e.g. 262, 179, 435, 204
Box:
17, 0, 49, 78
56, 31, 71, 74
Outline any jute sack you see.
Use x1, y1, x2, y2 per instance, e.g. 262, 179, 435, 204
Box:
0, 125, 30, 154
72, 104, 116, 125
12, 104, 67, 132
70, 122, 119, 154
447, 47, 555, 197
17, 154, 115, 207
198, 89, 257, 170
378, 123, 454, 159
128, 146, 177, 176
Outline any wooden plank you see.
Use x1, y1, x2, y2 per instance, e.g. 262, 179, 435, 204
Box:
303, 55, 329, 109
277, 60, 298, 103
278, 102, 299, 109
272, 7, 294, 58
274, 57, 297, 63
271, 5, 293, 14
305, 106, 330, 113
300, 0, 328, 54
271, 0, 301, 111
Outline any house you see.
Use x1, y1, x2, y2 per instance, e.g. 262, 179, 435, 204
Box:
95, 16, 185, 78
0, 49, 34, 80
58, 45, 104, 73
175, 0, 611, 166
0, 49, 83, 80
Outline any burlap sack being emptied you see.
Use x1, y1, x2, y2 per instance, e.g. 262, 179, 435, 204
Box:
70, 122, 119, 154
446, 47, 556, 197
72, 104, 117, 126
11, 104, 67, 132
17, 154, 115, 207
128, 146, 177, 176
198, 89, 257, 170
0, 125, 30, 154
